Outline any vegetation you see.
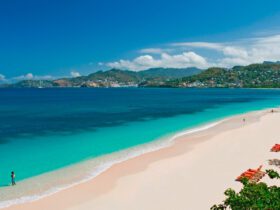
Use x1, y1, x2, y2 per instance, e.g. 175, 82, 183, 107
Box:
211, 169, 280, 210
6, 67, 201, 88
138, 67, 202, 79
168, 63, 280, 88
11, 80, 57, 88
5, 62, 280, 88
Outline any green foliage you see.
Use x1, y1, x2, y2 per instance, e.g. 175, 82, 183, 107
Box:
6, 63, 280, 88
11, 80, 55, 88
138, 67, 202, 79
211, 169, 280, 210
266, 169, 280, 179
70, 67, 202, 86
7, 67, 202, 88
168, 63, 280, 88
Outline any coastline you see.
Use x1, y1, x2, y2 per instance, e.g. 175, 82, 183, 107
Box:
0, 113, 227, 209
3, 107, 280, 210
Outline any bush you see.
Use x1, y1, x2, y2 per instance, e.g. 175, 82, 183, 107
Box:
211, 170, 280, 210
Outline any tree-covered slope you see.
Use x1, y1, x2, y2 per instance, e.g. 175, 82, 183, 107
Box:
138, 67, 202, 79
167, 63, 280, 88
8, 67, 202, 88
7, 63, 280, 88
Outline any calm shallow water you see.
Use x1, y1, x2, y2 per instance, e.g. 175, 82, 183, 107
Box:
0, 88, 280, 187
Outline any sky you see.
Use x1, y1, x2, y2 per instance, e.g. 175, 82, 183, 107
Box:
1, 0, 280, 81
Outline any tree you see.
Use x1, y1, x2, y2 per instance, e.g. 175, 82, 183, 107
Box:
211, 169, 280, 210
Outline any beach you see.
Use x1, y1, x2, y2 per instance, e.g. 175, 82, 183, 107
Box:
3, 108, 280, 210
2, 1, 280, 209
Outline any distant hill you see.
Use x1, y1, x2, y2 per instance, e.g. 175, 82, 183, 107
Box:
166, 63, 280, 88
263, 61, 280, 64
54, 69, 141, 87
7, 67, 202, 88
10, 80, 57, 88
9, 63, 280, 88
138, 67, 202, 78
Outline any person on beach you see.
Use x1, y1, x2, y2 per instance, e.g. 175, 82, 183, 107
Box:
243, 118, 246, 123
11, 171, 16, 186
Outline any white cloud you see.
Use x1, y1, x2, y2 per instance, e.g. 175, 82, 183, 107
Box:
172, 34, 280, 67
14, 73, 34, 80
100, 33, 280, 70
222, 46, 248, 58
107, 52, 210, 71
70, 71, 81, 77
13, 73, 53, 81
139, 48, 172, 54
173, 41, 248, 59
0, 74, 5, 81
25, 73, 34, 79
172, 42, 223, 50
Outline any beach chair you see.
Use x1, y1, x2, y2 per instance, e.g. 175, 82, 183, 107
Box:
236, 165, 265, 183
268, 159, 280, 166
271, 144, 280, 152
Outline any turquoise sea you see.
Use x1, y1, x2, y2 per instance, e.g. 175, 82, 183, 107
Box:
1, 88, 280, 207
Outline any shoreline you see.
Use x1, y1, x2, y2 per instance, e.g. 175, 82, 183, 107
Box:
0, 113, 228, 209
3, 107, 279, 209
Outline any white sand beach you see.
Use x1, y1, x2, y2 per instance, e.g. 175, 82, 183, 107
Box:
4, 109, 280, 210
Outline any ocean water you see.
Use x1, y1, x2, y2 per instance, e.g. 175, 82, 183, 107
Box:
1, 88, 280, 206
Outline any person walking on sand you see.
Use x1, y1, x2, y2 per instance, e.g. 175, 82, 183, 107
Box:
11, 171, 16, 186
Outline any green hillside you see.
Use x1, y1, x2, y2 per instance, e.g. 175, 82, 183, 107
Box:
167, 63, 280, 88
138, 67, 202, 78
7, 63, 280, 88
8, 67, 201, 88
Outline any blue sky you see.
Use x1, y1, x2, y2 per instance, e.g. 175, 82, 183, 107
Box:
1, 0, 280, 81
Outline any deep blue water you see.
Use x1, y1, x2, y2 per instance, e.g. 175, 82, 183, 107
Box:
0, 88, 280, 185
